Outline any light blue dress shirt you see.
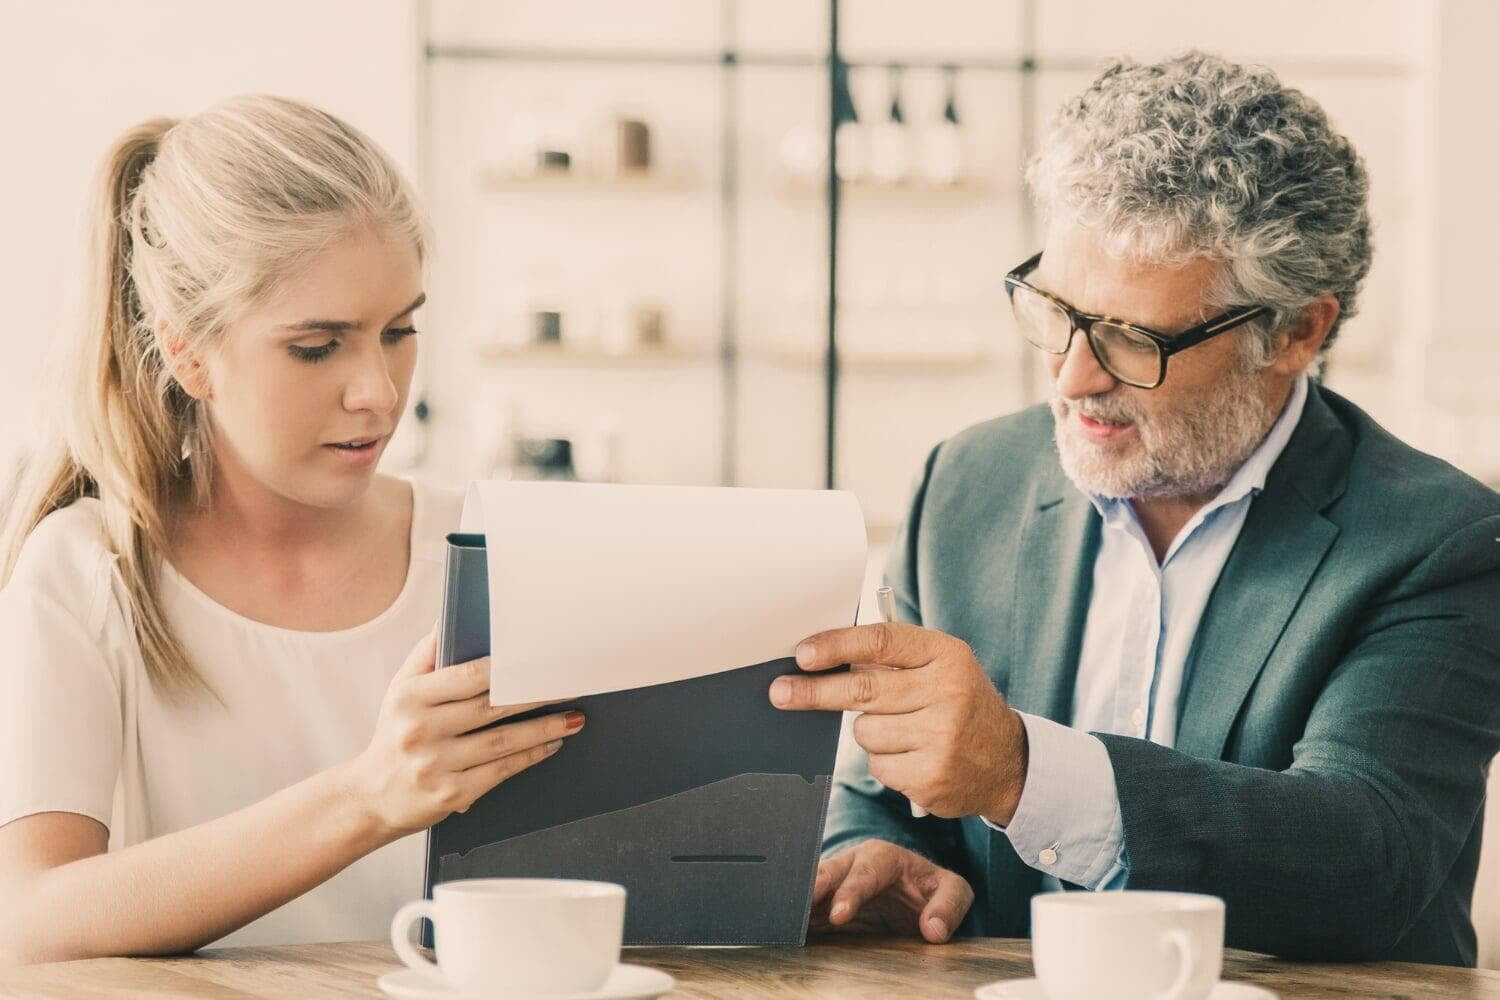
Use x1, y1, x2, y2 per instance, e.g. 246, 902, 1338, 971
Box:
988, 376, 1309, 891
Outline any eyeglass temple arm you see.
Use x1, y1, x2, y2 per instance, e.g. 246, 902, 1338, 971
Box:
1160, 306, 1271, 355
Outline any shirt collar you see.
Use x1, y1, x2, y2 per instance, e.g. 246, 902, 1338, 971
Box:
1090, 374, 1310, 524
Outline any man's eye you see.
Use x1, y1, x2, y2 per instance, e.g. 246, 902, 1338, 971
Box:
289, 341, 337, 363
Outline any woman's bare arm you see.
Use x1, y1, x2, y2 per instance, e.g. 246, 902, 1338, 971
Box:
0, 633, 582, 964
0, 767, 385, 962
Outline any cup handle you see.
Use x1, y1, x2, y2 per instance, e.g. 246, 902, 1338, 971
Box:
390, 900, 440, 975
1157, 929, 1196, 1000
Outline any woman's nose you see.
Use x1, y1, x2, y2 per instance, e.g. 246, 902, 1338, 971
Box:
342, 349, 399, 415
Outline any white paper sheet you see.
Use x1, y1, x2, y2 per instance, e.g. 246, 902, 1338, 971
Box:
460, 481, 868, 705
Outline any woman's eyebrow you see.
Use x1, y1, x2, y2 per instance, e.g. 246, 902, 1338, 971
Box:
276, 292, 427, 333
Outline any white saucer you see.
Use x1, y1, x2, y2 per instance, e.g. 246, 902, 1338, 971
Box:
974, 978, 1276, 1000
377, 963, 675, 1000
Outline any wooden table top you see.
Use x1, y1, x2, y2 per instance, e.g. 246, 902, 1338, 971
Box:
3, 937, 1500, 999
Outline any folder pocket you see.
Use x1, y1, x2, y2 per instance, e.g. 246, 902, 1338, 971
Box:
435, 771, 831, 945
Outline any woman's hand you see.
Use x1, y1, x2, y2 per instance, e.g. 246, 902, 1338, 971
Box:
341, 629, 584, 840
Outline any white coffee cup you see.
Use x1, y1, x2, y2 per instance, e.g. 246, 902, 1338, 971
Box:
390, 878, 626, 996
1031, 891, 1225, 1000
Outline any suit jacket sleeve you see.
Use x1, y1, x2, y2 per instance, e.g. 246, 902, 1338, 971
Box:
1098, 513, 1500, 961
821, 443, 974, 880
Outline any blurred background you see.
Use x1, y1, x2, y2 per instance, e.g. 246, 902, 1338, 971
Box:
5, 0, 1500, 965
2, 1, 1500, 530
3, 0, 1498, 588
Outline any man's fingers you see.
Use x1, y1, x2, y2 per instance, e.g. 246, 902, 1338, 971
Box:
829, 847, 902, 924
794, 623, 939, 673
813, 849, 857, 906
918, 871, 975, 944
770, 666, 925, 714
850, 711, 924, 755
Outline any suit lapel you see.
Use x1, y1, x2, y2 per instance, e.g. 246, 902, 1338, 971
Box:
1005, 470, 1100, 723
1174, 385, 1350, 760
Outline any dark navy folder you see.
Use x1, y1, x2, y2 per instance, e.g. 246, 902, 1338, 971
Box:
422, 533, 848, 946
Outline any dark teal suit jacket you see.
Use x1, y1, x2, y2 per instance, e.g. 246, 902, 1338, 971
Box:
823, 383, 1500, 965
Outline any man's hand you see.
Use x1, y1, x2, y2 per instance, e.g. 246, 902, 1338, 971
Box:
811, 839, 974, 943
770, 623, 1029, 823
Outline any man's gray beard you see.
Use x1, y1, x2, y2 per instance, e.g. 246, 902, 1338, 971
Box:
1050, 358, 1282, 502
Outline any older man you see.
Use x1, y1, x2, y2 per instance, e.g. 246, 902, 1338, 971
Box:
771, 52, 1500, 965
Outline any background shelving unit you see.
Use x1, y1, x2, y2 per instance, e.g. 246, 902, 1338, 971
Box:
412, 0, 1043, 529
411, 0, 1429, 544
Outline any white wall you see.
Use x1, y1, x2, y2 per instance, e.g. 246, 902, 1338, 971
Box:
0, 0, 419, 475
1415, 0, 1500, 482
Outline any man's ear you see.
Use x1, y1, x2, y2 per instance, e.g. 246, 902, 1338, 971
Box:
1271, 294, 1340, 376
155, 323, 212, 400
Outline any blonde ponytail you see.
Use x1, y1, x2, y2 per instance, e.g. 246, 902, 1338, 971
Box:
0, 96, 429, 700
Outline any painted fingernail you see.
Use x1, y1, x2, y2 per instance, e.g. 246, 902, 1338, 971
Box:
564, 711, 585, 731
770, 678, 791, 707
795, 642, 815, 668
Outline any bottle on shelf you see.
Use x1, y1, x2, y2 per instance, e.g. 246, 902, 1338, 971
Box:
510, 437, 578, 481
502, 103, 580, 180
833, 60, 866, 183
920, 65, 965, 187
868, 65, 911, 186
778, 122, 824, 184
610, 116, 652, 176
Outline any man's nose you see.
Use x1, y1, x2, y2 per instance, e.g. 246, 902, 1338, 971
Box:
1048, 327, 1118, 400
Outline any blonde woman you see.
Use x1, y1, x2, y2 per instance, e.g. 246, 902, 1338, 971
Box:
0, 95, 584, 962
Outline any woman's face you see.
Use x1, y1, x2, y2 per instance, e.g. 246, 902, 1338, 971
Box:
195, 224, 423, 511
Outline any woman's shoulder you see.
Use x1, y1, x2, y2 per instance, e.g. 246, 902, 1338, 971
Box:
5, 498, 118, 635
405, 476, 466, 565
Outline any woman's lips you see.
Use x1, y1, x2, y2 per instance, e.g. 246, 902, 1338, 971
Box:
323, 436, 384, 467
1077, 411, 1135, 441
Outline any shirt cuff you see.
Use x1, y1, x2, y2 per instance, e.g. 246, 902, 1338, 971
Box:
983, 712, 1127, 890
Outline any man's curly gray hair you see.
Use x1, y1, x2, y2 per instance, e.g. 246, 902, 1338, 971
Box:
1026, 51, 1373, 365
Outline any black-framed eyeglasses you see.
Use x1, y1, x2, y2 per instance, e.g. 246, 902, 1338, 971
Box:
1004, 251, 1271, 389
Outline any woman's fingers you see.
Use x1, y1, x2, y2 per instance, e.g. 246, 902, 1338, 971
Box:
423, 691, 565, 739
445, 711, 585, 771
408, 654, 492, 704
456, 738, 567, 807
403, 654, 567, 723
395, 628, 439, 679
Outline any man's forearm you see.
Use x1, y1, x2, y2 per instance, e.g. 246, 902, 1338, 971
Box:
1098, 734, 1428, 961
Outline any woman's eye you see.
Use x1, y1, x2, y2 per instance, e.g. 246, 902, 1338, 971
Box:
289, 341, 338, 363
383, 325, 419, 344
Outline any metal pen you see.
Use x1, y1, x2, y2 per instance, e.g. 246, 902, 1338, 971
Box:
875, 586, 928, 819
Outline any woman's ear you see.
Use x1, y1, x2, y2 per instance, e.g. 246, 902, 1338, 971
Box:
156, 323, 212, 400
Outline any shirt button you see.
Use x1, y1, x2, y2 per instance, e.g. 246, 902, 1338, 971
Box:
1038, 848, 1058, 866
1131, 708, 1146, 729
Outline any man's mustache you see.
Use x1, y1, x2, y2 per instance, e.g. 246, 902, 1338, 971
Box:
1055, 393, 1142, 426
